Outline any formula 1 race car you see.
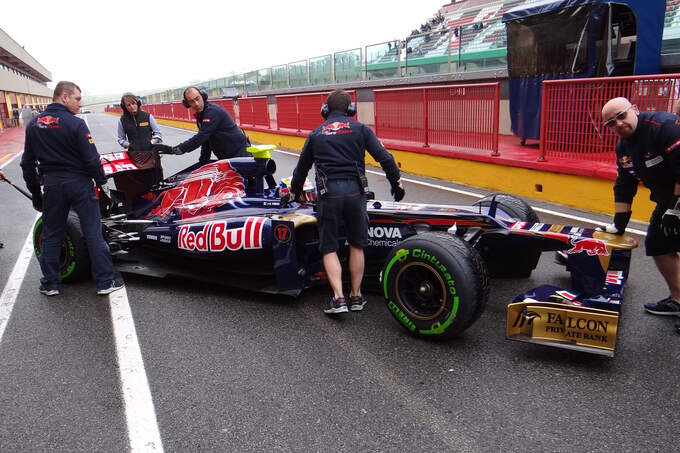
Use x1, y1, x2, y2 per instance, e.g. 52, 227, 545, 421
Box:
31, 146, 638, 356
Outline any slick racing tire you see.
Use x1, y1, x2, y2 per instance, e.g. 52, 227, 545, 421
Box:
381, 232, 489, 339
33, 212, 90, 283
473, 193, 541, 278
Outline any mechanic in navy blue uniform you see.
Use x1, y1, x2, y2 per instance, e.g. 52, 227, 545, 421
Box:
601, 97, 680, 332
282, 89, 405, 314
155, 86, 249, 165
20, 81, 124, 296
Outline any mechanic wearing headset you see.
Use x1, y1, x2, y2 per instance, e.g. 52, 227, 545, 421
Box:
600, 96, 680, 333
117, 92, 163, 185
281, 89, 405, 315
154, 86, 249, 164
20, 81, 123, 296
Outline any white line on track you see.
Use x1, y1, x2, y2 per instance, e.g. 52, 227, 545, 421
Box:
273, 148, 648, 237
0, 150, 20, 169
109, 287, 164, 452
0, 213, 39, 343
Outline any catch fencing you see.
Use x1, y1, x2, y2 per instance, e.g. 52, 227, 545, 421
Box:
374, 83, 500, 155
539, 74, 680, 162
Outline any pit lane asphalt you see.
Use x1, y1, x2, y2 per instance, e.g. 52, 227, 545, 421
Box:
0, 113, 677, 452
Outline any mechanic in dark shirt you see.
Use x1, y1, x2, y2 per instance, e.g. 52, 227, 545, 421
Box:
20, 81, 123, 296
282, 89, 405, 315
155, 86, 249, 164
600, 97, 680, 331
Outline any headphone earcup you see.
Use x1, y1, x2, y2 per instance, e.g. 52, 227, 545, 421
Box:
200, 89, 208, 102
182, 99, 190, 108
347, 102, 356, 117
136, 97, 142, 107
321, 103, 329, 119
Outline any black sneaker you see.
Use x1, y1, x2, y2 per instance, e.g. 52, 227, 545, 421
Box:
324, 296, 348, 314
349, 294, 367, 311
97, 279, 125, 295
39, 285, 59, 296
644, 297, 680, 316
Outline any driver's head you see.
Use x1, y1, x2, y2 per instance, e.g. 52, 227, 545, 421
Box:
327, 89, 352, 115
602, 97, 639, 139
121, 93, 139, 115
184, 87, 205, 113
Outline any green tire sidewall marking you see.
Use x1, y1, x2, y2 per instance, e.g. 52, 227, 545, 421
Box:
61, 237, 76, 279
419, 296, 459, 335
384, 246, 461, 336
383, 248, 410, 298
33, 217, 43, 258
33, 216, 77, 279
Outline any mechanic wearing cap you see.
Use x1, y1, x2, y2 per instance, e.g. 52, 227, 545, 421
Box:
117, 92, 164, 186
601, 96, 680, 332
154, 87, 249, 165
281, 89, 405, 315
20, 81, 124, 296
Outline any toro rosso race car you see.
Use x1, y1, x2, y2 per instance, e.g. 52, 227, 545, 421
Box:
31, 146, 638, 356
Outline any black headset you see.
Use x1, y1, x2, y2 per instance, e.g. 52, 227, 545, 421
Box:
182, 87, 208, 108
321, 101, 356, 119
120, 93, 141, 110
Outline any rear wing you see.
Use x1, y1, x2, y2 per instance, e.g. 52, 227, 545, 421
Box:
100, 151, 156, 177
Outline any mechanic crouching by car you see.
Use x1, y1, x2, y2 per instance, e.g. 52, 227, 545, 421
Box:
20, 81, 124, 296
281, 89, 405, 315
600, 96, 680, 334
153, 86, 249, 165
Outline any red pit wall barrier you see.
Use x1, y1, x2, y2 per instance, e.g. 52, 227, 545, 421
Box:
276, 91, 357, 133
212, 99, 236, 120
539, 74, 680, 162
374, 83, 500, 155
238, 97, 270, 128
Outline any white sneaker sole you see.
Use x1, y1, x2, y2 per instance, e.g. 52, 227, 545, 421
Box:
324, 306, 349, 314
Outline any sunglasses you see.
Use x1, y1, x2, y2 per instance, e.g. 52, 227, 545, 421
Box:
603, 106, 633, 128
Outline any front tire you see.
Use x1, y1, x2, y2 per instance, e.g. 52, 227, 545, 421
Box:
33, 212, 90, 283
473, 193, 541, 277
380, 232, 489, 339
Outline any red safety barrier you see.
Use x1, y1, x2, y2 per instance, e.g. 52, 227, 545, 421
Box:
238, 97, 270, 128
212, 99, 236, 120
374, 83, 500, 155
539, 74, 680, 162
276, 91, 357, 133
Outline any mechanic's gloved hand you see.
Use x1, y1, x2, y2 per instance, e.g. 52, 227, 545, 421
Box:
597, 211, 631, 235
390, 180, 405, 202
663, 208, 680, 237
31, 191, 43, 212
98, 184, 111, 198
280, 192, 297, 208
153, 144, 183, 155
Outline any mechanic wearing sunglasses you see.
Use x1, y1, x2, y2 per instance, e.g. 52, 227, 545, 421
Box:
601, 96, 680, 332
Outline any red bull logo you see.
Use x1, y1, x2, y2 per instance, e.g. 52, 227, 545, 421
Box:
567, 237, 609, 256
177, 217, 265, 252
36, 115, 60, 129
618, 156, 633, 168
321, 121, 351, 135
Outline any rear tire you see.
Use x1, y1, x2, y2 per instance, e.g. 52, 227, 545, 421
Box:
33, 212, 90, 283
473, 193, 541, 278
380, 232, 489, 339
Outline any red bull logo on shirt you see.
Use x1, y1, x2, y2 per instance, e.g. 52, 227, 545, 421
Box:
321, 121, 351, 135
36, 115, 60, 129
566, 237, 609, 256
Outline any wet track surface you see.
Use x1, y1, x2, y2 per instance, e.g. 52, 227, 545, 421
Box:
0, 113, 677, 452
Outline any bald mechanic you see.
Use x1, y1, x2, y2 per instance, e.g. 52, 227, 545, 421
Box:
601, 96, 680, 333
154, 86, 249, 164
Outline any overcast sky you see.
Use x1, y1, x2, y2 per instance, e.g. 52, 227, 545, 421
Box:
1, 0, 446, 97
